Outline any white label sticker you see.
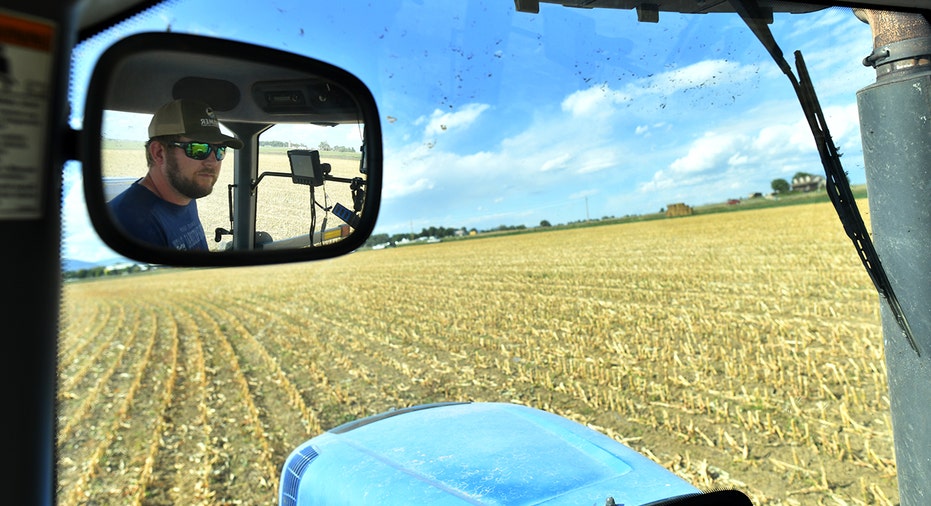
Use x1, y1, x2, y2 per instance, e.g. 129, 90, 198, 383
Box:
0, 11, 55, 219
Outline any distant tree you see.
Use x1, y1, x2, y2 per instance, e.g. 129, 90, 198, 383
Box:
415, 226, 458, 239
540, 220, 552, 227
771, 178, 790, 194
390, 232, 414, 243
487, 224, 527, 233
364, 233, 390, 248
318, 140, 332, 151
260, 140, 289, 148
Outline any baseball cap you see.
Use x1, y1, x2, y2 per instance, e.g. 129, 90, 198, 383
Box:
147, 99, 244, 149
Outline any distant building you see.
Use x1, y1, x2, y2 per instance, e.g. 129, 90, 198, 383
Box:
666, 203, 693, 218
792, 174, 826, 193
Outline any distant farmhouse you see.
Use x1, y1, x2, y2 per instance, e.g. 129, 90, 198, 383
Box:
792, 174, 826, 193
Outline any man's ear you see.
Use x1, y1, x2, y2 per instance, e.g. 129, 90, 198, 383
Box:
148, 140, 168, 167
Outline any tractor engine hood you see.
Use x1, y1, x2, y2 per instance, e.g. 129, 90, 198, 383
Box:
279, 402, 700, 505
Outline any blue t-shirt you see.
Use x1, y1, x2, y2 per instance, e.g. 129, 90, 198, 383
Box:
108, 180, 209, 251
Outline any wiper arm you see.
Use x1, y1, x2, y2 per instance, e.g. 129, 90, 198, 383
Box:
728, 0, 921, 357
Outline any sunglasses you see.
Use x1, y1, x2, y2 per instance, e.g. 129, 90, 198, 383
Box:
168, 141, 227, 161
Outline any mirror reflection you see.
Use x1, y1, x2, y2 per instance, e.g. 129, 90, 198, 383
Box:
96, 40, 373, 254
104, 99, 244, 251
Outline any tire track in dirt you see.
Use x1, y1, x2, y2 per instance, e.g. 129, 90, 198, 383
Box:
57, 300, 161, 504
184, 301, 279, 505
80, 302, 179, 504
227, 291, 450, 416
198, 295, 324, 440
59, 294, 112, 368
198, 298, 320, 468
58, 298, 126, 399
142, 302, 213, 505
203, 292, 378, 429
57, 302, 143, 442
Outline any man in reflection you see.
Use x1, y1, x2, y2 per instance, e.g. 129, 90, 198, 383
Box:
108, 99, 242, 250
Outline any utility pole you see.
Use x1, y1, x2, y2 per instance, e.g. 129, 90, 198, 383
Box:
855, 9, 931, 505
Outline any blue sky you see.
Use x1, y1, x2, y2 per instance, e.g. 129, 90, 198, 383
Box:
64, 0, 876, 262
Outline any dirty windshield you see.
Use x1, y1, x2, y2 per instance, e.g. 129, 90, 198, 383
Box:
62, 1, 895, 504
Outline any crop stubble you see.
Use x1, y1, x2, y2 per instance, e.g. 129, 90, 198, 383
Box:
59, 201, 896, 505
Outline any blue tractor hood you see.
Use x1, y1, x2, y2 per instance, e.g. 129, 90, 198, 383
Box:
279, 402, 701, 505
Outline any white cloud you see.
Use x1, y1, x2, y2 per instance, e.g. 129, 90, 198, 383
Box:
562, 59, 760, 119
636, 98, 863, 204
784, 8, 859, 44
650, 59, 759, 95
668, 132, 749, 175
561, 85, 631, 117
417, 103, 490, 137
540, 153, 572, 172
822, 103, 861, 148
381, 147, 445, 199
576, 147, 620, 175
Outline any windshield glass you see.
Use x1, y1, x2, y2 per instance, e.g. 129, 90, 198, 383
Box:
62, 1, 895, 504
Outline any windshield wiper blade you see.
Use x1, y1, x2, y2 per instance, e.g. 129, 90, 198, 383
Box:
793, 51, 919, 357
729, 0, 921, 357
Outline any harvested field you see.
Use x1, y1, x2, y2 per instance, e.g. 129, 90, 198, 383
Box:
59, 200, 897, 505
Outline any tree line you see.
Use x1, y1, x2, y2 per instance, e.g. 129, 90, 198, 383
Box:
259, 140, 357, 153
364, 226, 468, 248
64, 264, 153, 280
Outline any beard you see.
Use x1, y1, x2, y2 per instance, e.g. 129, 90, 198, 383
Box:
165, 153, 217, 200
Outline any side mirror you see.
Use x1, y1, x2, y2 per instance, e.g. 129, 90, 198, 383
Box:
81, 32, 381, 266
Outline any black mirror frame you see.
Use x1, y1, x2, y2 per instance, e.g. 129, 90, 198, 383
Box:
81, 32, 382, 267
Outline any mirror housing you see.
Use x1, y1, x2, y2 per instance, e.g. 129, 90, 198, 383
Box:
81, 32, 382, 266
